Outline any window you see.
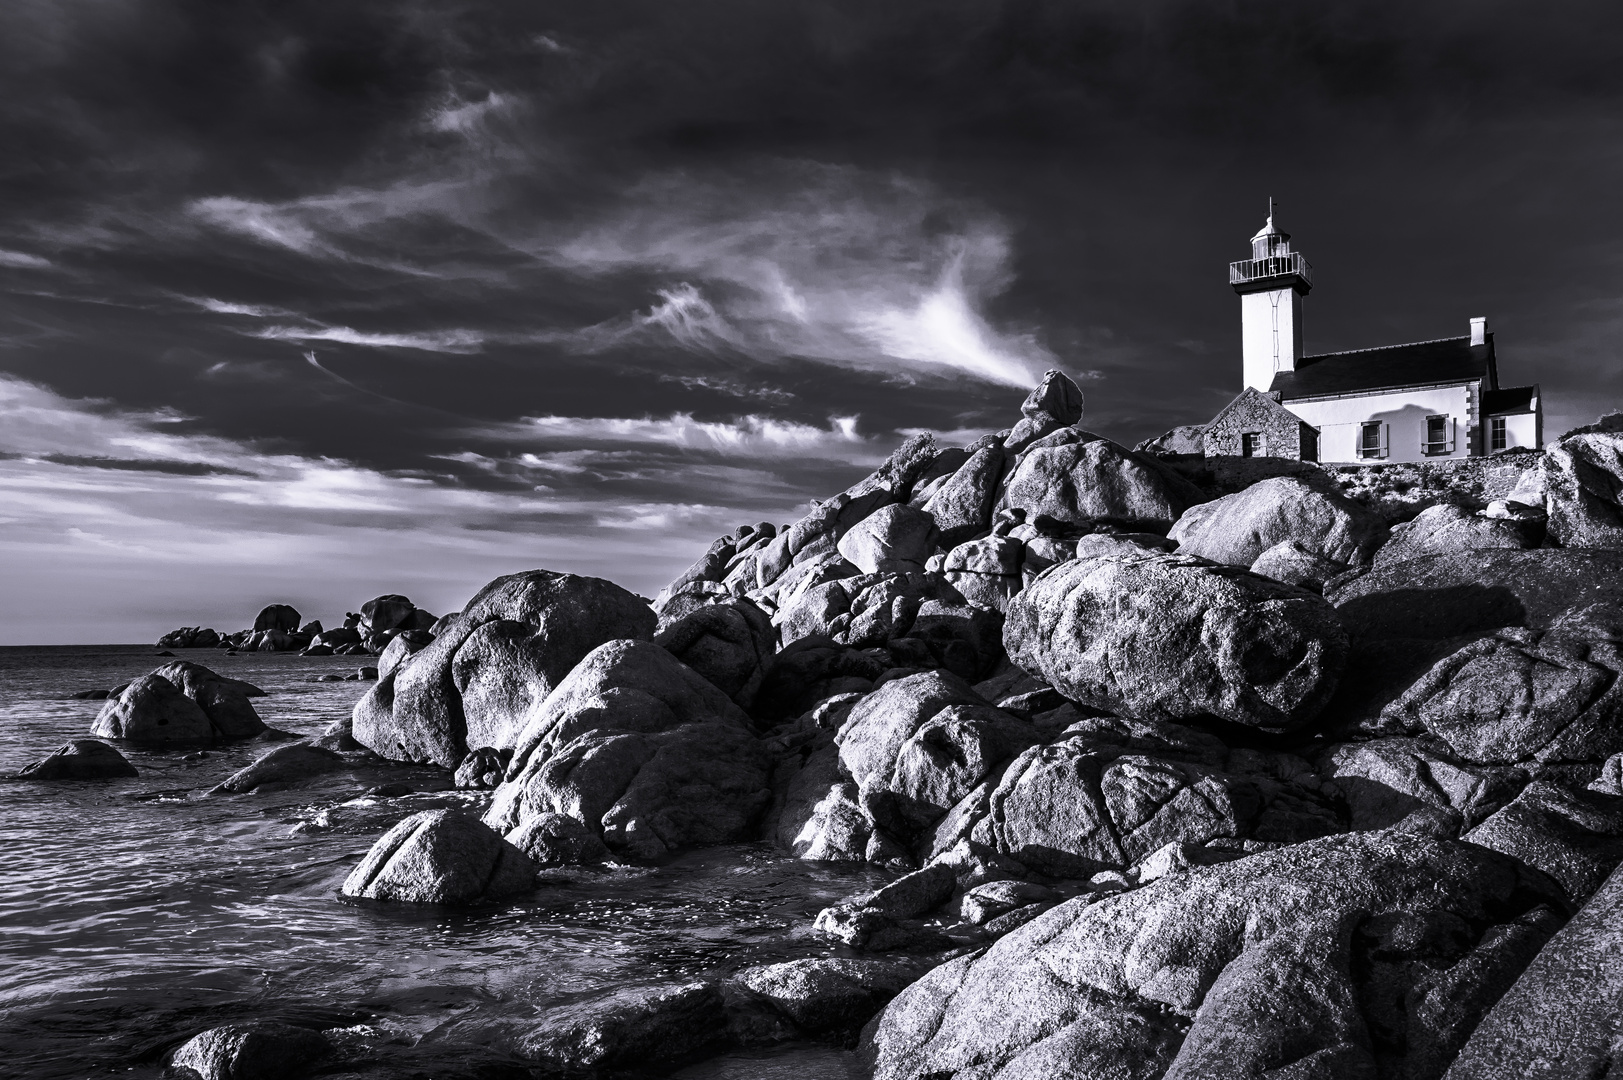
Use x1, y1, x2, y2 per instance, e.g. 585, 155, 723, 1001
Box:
1240, 432, 1261, 457
1300, 426, 1319, 463
1424, 415, 1452, 455
1491, 416, 1507, 451
1359, 421, 1383, 459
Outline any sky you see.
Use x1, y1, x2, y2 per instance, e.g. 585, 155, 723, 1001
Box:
3, 0, 1623, 644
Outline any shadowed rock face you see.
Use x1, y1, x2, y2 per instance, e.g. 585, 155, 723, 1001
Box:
925, 442, 1006, 549
1462, 782, 1623, 905
653, 597, 775, 710
92, 674, 215, 744
483, 639, 772, 861
352, 570, 656, 767
1005, 551, 1348, 732
1376, 614, 1623, 766
1329, 549, 1623, 643
171, 1022, 331, 1080
862, 831, 1564, 1080
18, 739, 138, 780
340, 808, 536, 905
252, 604, 300, 634
91, 662, 266, 745
1444, 859, 1623, 1080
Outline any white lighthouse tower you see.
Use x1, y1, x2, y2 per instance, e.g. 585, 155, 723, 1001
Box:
1230, 199, 1312, 392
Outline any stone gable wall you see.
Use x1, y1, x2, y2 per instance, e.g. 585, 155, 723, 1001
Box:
1204, 392, 1304, 460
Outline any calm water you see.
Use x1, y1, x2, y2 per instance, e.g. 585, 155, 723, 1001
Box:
0, 646, 879, 1080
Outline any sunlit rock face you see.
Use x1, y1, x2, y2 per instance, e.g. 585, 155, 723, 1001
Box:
351, 570, 656, 767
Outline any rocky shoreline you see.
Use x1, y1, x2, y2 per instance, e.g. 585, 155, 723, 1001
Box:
22, 373, 1623, 1080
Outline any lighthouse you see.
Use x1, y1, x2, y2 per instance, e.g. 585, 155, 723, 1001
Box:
1230, 199, 1312, 393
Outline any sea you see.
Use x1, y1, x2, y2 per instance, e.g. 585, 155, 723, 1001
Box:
0, 645, 880, 1080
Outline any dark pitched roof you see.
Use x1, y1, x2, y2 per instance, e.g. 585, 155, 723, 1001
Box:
1270, 333, 1496, 401
1482, 385, 1538, 415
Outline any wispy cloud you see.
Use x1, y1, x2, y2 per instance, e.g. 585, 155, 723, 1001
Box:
165, 97, 1059, 387
0, 249, 52, 269
493, 412, 874, 460
254, 324, 486, 353
545, 165, 1059, 386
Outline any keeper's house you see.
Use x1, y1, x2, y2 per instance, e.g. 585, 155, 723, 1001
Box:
1204, 205, 1542, 463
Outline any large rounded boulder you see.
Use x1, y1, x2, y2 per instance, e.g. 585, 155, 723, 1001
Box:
1374, 503, 1542, 568
836, 671, 1039, 839
998, 429, 1203, 533
252, 604, 300, 634
351, 570, 656, 767
1545, 427, 1623, 549
340, 808, 536, 905
152, 661, 266, 738
92, 674, 217, 744
1169, 475, 1388, 570
483, 640, 772, 861
1005, 551, 1348, 732
862, 831, 1563, 1080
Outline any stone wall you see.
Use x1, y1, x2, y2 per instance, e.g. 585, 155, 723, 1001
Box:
1204, 391, 1305, 459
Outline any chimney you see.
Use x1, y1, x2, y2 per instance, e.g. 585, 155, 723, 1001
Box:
1470, 317, 1487, 346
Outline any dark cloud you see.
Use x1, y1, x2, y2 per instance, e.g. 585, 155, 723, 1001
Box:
3, 0, 1622, 641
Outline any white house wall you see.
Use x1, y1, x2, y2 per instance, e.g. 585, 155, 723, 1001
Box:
1501, 411, 1539, 451
1285, 384, 1474, 464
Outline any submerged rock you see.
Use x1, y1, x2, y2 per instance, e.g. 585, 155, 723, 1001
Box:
17, 739, 137, 780
518, 982, 729, 1074
210, 743, 347, 794
735, 957, 921, 1032
341, 808, 536, 904
171, 1021, 330, 1080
